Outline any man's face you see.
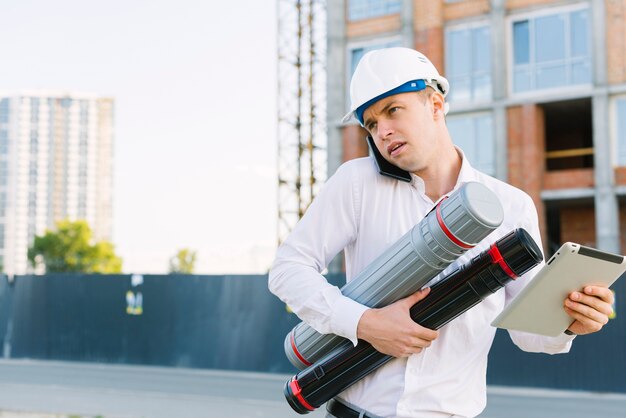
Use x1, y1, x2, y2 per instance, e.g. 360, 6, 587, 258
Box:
362, 91, 439, 175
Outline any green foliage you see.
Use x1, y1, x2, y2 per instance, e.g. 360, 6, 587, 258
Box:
169, 248, 197, 274
28, 219, 122, 273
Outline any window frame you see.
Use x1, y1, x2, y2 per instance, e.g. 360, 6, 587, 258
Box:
444, 19, 492, 105
506, 2, 592, 98
347, 0, 402, 22
445, 111, 496, 176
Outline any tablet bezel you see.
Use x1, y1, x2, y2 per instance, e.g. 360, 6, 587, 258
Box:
491, 242, 626, 337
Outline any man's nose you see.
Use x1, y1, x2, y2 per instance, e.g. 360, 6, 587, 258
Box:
376, 119, 394, 139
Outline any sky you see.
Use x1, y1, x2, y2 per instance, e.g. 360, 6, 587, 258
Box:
0, 0, 279, 274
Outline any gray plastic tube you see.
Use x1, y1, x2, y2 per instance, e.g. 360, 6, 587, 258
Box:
284, 181, 504, 369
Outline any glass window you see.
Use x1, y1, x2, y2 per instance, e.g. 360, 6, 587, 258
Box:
0, 99, 9, 124
447, 113, 495, 175
512, 7, 591, 93
349, 0, 401, 21
0, 161, 7, 186
617, 98, 626, 166
0, 130, 7, 154
445, 25, 492, 103
513, 21, 530, 65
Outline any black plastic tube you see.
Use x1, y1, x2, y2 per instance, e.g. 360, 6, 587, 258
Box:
284, 228, 542, 414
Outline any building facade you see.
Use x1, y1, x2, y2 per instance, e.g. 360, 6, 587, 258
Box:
0, 91, 114, 275
327, 0, 626, 259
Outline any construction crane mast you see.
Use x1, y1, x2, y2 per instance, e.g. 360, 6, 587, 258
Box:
276, 0, 327, 245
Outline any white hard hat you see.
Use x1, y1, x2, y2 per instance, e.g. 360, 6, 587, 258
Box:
343, 47, 450, 125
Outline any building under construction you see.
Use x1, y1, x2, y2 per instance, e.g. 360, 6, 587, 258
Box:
279, 0, 626, 262
324, 0, 626, 258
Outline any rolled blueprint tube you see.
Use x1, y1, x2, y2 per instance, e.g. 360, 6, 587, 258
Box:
285, 181, 504, 370
284, 228, 543, 414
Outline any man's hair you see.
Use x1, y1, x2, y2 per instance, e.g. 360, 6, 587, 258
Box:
415, 87, 447, 120
416, 86, 437, 103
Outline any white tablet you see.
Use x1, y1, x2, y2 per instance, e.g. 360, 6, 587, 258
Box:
491, 242, 626, 337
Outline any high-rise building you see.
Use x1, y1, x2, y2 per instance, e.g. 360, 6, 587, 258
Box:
0, 91, 114, 275
327, 0, 626, 258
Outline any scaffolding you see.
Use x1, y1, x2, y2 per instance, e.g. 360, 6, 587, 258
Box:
276, 0, 327, 245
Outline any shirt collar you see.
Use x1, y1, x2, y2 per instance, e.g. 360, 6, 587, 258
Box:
410, 146, 479, 203
454, 146, 478, 186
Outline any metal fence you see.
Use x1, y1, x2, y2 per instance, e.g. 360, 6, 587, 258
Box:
0, 273, 623, 392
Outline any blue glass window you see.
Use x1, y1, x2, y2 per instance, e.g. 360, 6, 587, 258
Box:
617, 98, 626, 166
0, 130, 7, 154
445, 25, 492, 103
0, 99, 8, 124
348, 0, 401, 21
0, 161, 7, 186
0, 192, 5, 218
447, 113, 495, 175
512, 8, 591, 93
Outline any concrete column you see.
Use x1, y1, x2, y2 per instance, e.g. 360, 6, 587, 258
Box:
326, 0, 347, 178
591, 0, 620, 253
490, 0, 508, 181
402, 0, 414, 47
326, 0, 347, 273
592, 94, 620, 253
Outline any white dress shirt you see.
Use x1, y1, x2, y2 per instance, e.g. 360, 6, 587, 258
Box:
269, 150, 575, 418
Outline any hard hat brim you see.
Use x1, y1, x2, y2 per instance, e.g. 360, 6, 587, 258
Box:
341, 110, 357, 125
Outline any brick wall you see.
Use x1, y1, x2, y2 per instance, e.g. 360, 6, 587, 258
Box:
342, 124, 369, 162
346, 13, 402, 38
505, 0, 564, 11
413, 0, 444, 70
543, 168, 595, 189
443, 0, 490, 21
507, 104, 548, 246
607, 0, 626, 84
616, 167, 626, 185
560, 206, 596, 248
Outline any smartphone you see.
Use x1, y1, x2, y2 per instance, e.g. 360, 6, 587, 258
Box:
366, 135, 412, 182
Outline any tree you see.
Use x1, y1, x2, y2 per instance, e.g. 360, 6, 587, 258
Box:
28, 219, 122, 273
169, 248, 197, 274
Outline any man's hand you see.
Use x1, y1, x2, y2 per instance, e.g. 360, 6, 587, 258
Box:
356, 288, 439, 358
564, 285, 614, 335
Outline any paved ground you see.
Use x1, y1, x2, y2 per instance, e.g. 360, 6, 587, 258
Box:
0, 359, 624, 418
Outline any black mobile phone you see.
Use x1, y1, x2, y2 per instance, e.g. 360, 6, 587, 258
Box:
366, 135, 412, 183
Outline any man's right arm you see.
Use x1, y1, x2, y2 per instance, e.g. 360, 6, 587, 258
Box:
268, 163, 369, 345
269, 161, 439, 353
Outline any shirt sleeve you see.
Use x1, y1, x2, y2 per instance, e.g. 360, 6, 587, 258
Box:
268, 162, 369, 346
504, 193, 576, 354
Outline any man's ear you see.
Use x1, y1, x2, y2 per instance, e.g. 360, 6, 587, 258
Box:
430, 92, 446, 120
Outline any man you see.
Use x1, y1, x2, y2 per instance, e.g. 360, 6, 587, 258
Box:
269, 47, 614, 418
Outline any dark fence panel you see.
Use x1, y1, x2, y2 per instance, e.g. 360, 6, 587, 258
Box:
1, 273, 624, 392
5, 274, 291, 372
0, 275, 12, 355
3, 273, 345, 374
